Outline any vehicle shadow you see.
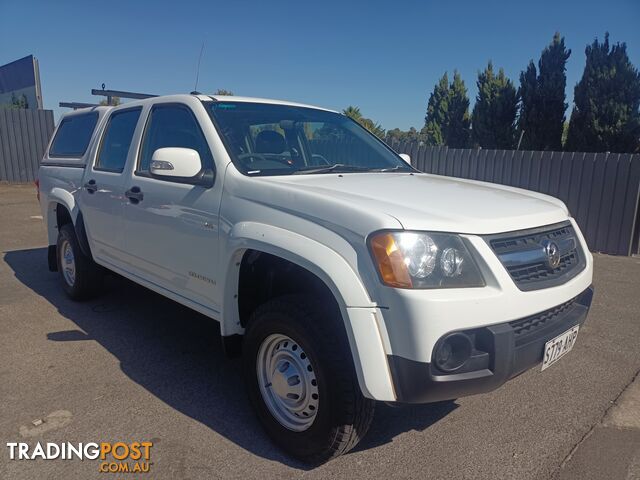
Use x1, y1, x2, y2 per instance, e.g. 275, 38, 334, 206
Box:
4, 247, 457, 468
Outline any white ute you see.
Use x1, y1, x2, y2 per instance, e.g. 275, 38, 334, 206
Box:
38, 94, 594, 463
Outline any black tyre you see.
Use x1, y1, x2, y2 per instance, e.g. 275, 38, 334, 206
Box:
56, 223, 103, 300
243, 294, 375, 464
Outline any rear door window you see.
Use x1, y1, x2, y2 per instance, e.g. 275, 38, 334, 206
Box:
95, 108, 142, 172
49, 112, 99, 157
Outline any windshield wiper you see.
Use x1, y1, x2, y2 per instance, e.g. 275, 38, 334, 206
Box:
292, 164, 374, 175
369, 165, 412, 172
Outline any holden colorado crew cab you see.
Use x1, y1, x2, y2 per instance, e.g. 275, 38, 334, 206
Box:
38, 94, 594, 463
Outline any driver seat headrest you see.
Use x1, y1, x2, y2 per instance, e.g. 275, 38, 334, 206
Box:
255, 130, 286, 154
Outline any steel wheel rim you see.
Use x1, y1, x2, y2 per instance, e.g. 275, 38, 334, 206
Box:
256, 333, 319, 431
61, 239, 76, 286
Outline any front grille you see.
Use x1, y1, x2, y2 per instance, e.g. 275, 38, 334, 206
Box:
485, 221, 586, 291
509, 296, 577, 345
509, 250, 578, 285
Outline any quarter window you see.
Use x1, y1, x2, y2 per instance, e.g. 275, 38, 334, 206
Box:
49, 112, 98, 157
138, 104, 213, 173
95, 108, 141, 172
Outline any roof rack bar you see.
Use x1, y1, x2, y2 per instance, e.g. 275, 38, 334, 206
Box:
91, 89, 157, 100
59, 102, 100, 109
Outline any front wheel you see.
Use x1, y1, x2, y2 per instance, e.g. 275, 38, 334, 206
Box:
243, 295, 374, 464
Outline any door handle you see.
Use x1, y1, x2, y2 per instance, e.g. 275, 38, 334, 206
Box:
84, 179, 97, 193
125, 186, 144, 204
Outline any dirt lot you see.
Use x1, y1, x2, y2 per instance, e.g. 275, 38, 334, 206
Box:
1, 183, 639, 479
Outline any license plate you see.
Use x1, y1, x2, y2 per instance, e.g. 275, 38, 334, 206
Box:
541, 325, 580, 371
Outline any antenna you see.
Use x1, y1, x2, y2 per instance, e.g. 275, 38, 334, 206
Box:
194, 42, 205, 92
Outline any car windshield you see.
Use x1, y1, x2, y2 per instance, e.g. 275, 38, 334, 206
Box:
206, 102, 412, 176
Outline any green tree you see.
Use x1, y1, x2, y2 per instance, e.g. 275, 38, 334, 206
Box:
538, 33, 571, 150
213, 89, 234, 96
8, 93, 29, 109
518, 33, 571, 150
566, 33, 640, 153
422, 71, 471, 147
386, 127, 425, 144
99, 96, 121, 106
342, 105, 362, 121
518, 61, 540, 149
561, 121, 570, 148
386, 128, 404, 143
422, 72, 449, 145
358, 117, 386, 138
446, 71, 471, 148
471, 62, 518, 149
342, 106, 385, 138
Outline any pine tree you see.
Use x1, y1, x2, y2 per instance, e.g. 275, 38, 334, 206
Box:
566, 33, 640, 153
422, 71, 471, 147
445, 71, 471, 148
537, 33, 571, 150
472, 62, 518, 149
518, 33, 571, 151
423, 73, 449, 146
518, 61, 539, 149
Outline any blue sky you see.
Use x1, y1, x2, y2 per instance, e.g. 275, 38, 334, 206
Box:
2, 0, 639, 130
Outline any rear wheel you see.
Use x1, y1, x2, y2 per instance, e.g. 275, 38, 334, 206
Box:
243, 295, 375, 464
56, 223, 102, 300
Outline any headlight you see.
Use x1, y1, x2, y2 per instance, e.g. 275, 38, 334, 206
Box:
368, 231, 485, 289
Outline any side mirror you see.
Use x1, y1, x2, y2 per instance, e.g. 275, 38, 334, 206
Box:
150, 147, 203, 179
398, 153, 411, 165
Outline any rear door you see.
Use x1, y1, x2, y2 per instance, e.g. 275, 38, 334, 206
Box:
120, 101, 223, 314
80, 107, 142, 266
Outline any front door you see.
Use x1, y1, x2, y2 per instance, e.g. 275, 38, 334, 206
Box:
120, 102, 222, 314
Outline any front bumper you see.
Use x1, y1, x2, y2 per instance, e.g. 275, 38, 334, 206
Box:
387, 285, 594, 404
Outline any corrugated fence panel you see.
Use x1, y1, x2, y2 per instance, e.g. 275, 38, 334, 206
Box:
607, 155, 632, 255
530, 150, 543, 193
486, 149, 498, 183
390, 143, 640, 256
0, 108, 55, 182
4, 109, 19, 181
585, 153, 608, 252
2, 119, 637, 255
0, 110, 9, 181
619, 156, 640, 255
596, 154, 622, 252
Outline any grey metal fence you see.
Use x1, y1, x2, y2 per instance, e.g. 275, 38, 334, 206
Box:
0, 108, 54, 183
1, 114, 638, 255
387, 142, 640, 256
